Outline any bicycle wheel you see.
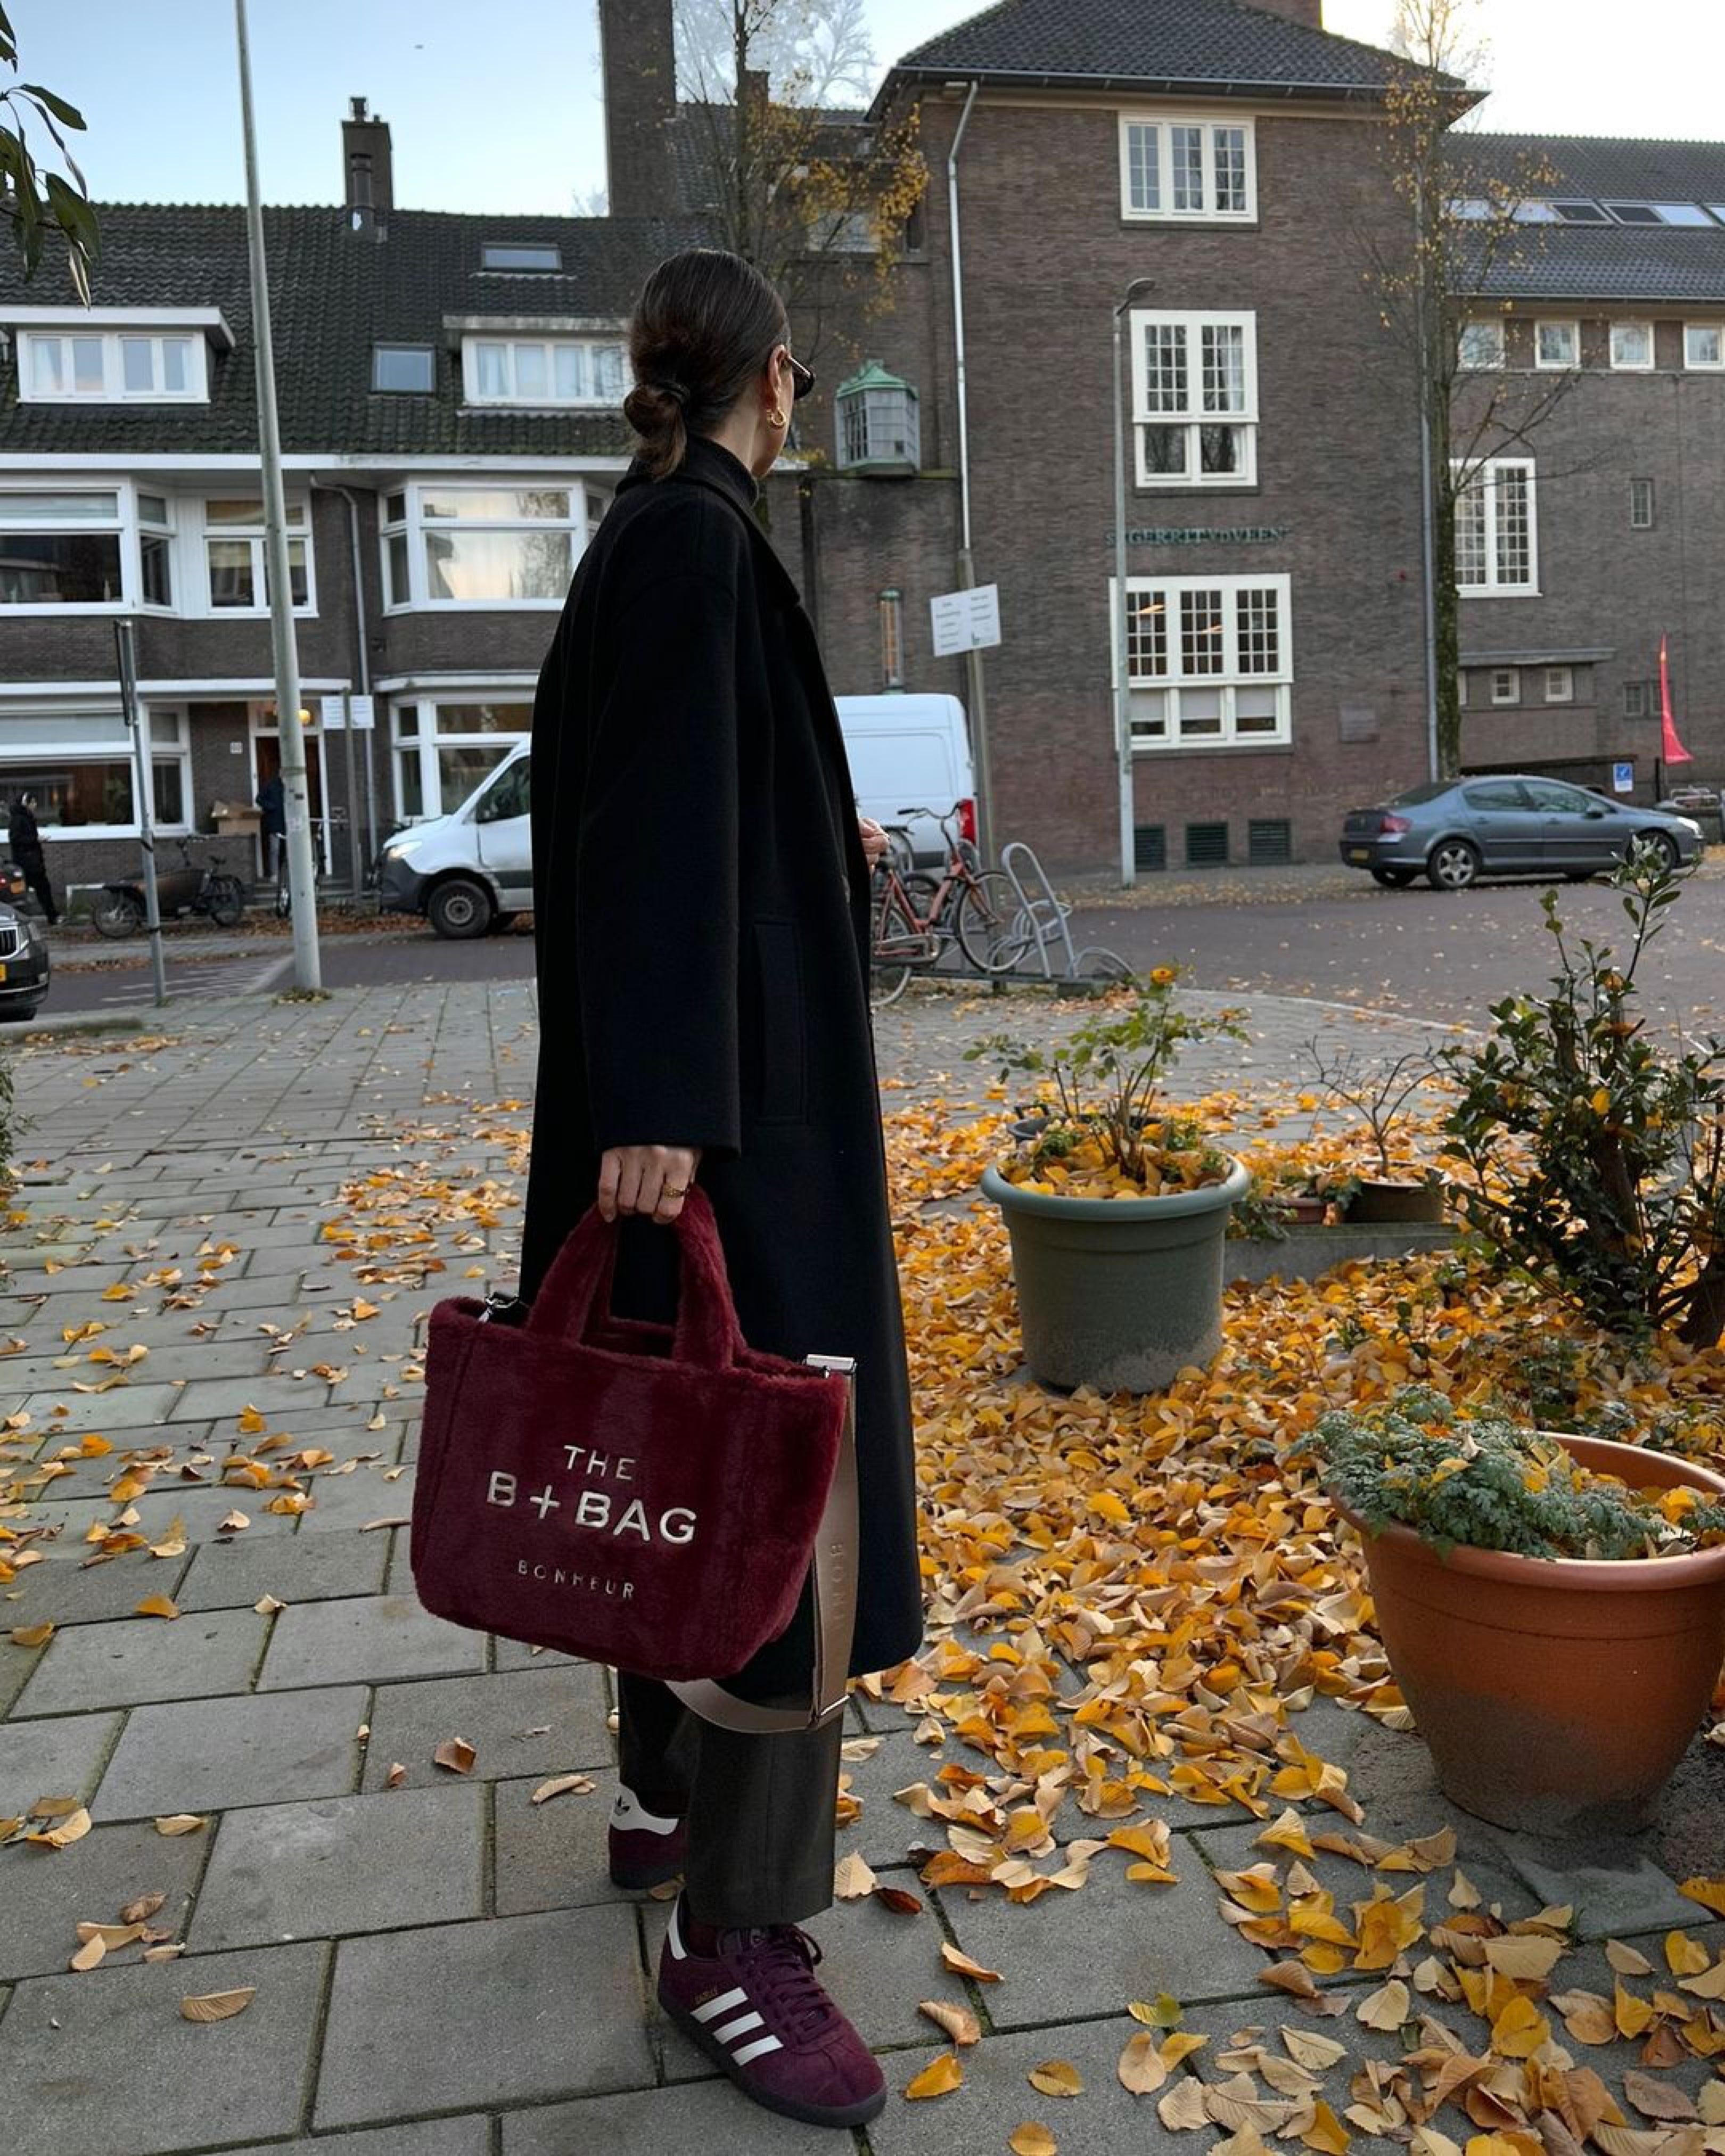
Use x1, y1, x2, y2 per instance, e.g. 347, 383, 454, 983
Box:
870, 877, 935, 1006
955, 870, 1034, 973
92, 889, 144, 939
206, 878, 245, 928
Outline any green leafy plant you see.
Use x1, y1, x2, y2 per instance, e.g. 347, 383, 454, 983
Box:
1297, 1387, 1725, 1561
1, 6, 96, 296
964, 967, 1244, 1187
1440, 843, 1725, 1346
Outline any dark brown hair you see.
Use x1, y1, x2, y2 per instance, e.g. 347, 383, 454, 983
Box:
622, 248, 790, 480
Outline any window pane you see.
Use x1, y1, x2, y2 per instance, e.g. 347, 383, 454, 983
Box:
421, 527, 572, 602
1459, 322, 1503, 368
162, 339, 191, 393
1126, 590, 1167, 678
1171, 124, 1204, 211
1611, 323, 1652, 367
1537, 322, 1576, 365
1455, 475, 1488, 587
72, 338, 104, 392
1236, 587, 1279, 673
1141, 322, 1187, 413
398, 748, 425, 819
141, 532, 172, 607
258, 540, 310, 610
553, 345, 587, 399
387, 530, 410, 605
1140, 425, 1188, 475
1127, 121, 1160, 212
1180, 589, 1226, 675
374, 344, 434, 392
1212, 126, 1248, 213
1234, 687, 1280, 734
1199, 424, 1247, 474
1200, 324, 1246, 412
480, 242, 561, 271
207, 538, 256, 607
148, 710, 183, 742
121, 338, 154, 392
473, 342, 509, 397
138, 493, 168, 525
1177, 688, 1225, 736
419, 488, 570, 521
1686, 325, 1723, 366
1494, 466, 1532, 586
0, 491, 120, 521
0, 532, 124, 604
152, 759, 185, 824
385, 491, 407, 525
435, 742, 511, 807
1129, 688, 1168, 740
595, 345, 626, 399
513, 343, 548, 399
29, 337, 63, 392
430, 702, 534, 734
14, 760, 136, 826
206, 499, 267, 526
396, 703, 421, 736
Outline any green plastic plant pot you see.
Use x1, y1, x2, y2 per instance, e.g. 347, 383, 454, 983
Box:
980, 1156, 1250, 1394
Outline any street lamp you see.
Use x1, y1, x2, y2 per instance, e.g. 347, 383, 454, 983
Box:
1112, 276, 1157, 886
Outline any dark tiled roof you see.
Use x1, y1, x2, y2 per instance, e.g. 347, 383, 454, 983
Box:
886, 0, 1409, 98
1463, 132, 1725, 205
1473, 225, 1725, 304
0, 204, 710, 459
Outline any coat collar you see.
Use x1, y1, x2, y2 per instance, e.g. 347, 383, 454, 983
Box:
615, 433, 758, 519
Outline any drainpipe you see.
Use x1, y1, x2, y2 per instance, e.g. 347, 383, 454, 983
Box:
945, 80, 996, 870
311, 477, 378, 884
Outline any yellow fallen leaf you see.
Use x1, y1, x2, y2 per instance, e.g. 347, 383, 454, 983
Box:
1302, 2099, 1351, 2153
134, 1593, 179, 1620
834, 1851, 877, 1899
1282, 2028, 1346, 2071
236, 1405, 267, 1434
529, 1774, 595, 1804
1356, 1980, 1410, 2030
10, 1621, 54, 1648
69, 1933, 106, 1972
1117, 2034, 1169, 2095
1607, 1940, 1655, 1977
1490, 1995, 1549, 2059
254, 1594, 286, 1615
1028, 2061, 1082, 2099
1128, 1994, 1186, 2028
1159, 2079, 1211, 2131
918, 1999, 980, 2047
26, 1805, 92, 1848
1614, 1979, 1655, 2037
180, 1986, 256, 2022
940, 1942, 1001, 1982
433, 1738, 475, 1775
1678, 1877, 1725, 1919
1009, 2127, 1057, 2156
904, 2052, 964, 2100
1482, 1935, 1565, 1981
154, 1814, 207, 1836
1664, 1932, 1712, 1977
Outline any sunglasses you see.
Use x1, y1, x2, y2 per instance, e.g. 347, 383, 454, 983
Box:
782, 350, 816, 401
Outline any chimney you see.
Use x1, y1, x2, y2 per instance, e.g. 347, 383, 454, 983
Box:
1252, 0, 1325, 24
599, 0, 676, 217
342, 96, 393, 235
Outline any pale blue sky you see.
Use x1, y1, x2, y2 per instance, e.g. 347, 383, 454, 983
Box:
12, 1, 1724, 216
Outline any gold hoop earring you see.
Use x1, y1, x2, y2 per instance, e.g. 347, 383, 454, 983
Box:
767, 406, 786, 429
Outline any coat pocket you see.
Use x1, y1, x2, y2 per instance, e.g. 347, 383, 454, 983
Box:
750, 917, 808, 1124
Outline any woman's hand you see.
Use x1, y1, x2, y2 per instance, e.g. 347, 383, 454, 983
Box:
597, 1145, 702, 1224
858, 817, 890, 870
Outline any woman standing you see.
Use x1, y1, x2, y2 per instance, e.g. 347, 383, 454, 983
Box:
7, 792, 58, 926
518, 249, 922, 2131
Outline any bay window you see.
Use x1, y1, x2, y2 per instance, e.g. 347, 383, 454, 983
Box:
391, 697, 533, 817
1116, 573, 1293, 750
1119, 114, 1255, 221
1455, 458, 1538, 594
462, 336, 627, 407
0, 490, 124, 606
381, 484, 605, 609
1131, 310, 1258, 486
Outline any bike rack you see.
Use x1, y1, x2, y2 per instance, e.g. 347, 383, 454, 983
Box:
997, 841, 1134, 985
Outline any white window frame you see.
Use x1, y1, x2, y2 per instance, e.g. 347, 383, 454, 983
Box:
1130, 309, 1259, 489
1535, 319, 1580, 369
461, 335, 627, 408
0, 705, 193, 838
391, 695, 535, 820
0, 482, 178, 616
196, 496, 317, 619
1455, 457, 1539, 596
1491, 668, 1521, 706
1118, 112, 1256, 224
1544, 665, 1575, 704
1630, 476, 1655, 530
1609, 321, 1654, 372
380, 481, 605, 612
17, 327, 208, 404
1684, 323, 1724, 369
1458, 319, 1505, 371
1112, 572, 1293, 753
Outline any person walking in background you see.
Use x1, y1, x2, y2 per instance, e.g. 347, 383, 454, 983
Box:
254, 771, 286, 886
515, 248, 921, 2132
7, 792, 58, 925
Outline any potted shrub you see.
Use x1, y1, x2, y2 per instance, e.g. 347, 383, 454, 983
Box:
1300, 1388, 1725, 1836
1308, 1041, 1445, 1223
964, 969, 1250, 1392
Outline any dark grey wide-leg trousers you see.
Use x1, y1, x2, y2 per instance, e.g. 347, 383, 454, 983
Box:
615, 1671, 844, 1929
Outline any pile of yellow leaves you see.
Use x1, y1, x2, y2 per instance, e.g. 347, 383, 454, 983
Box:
998, 1128, 1229, 1202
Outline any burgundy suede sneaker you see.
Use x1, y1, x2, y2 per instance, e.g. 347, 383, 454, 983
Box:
658, 1895, 886, 2128
607, 1787, 686, 1891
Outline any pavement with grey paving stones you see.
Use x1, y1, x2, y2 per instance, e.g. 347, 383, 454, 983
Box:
0, 977, 1719, 2156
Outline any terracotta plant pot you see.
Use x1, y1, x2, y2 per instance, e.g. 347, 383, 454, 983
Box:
1274, 1194, 1329, 1226
1334, 1434, 1725, 1837
1345, 1176, 1446, 1225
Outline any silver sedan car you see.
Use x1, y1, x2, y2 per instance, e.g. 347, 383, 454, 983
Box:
1340, 776, 1704, 891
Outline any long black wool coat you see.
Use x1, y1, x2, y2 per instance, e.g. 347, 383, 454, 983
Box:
519, 434, 923, 1698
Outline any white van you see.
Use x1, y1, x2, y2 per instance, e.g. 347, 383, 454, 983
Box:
375, 746, 531, 939
834, 694, 975, 867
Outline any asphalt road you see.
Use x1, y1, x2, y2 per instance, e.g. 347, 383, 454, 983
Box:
18, 868, 1724, 1031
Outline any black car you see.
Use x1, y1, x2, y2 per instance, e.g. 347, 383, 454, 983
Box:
0, 902, 51, 1022
1340, 776, 1705, 891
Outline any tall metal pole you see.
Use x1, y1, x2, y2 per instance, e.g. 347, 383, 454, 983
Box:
114, 619, 167, 1008
1112, 280, 1155, 887
1414, 182, 1441, 785
235, 0, 320, 988
947, 83, 996, 869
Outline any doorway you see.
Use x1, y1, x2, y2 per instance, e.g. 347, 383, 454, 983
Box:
250, 717, 328, 877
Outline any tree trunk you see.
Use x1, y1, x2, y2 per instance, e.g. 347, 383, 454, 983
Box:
1677, 1250, 1725, 1348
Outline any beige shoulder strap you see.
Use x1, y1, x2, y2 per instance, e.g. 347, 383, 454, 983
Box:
668, 1354, 858, 1734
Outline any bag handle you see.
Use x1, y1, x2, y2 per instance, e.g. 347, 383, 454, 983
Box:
528, 1186, 740, 1369
670, 1355, 858, 1735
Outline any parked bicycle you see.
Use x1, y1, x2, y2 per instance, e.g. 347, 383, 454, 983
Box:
91, 837, 247, 939
868, 805, 1032, 1005
274, 813, 347, 917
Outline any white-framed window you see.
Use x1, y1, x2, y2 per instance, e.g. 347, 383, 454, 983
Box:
1491, 668, 1521, 705
1115, 572, 1293, 751
137, 492, 174, 611
381, 483, 604, 610
201, 498, 314, 615
1458, 319, 1505, 370
480, 241, 561, 272
1455, 458, 1538, 595
1684, 323, 1724, 369
0, 706, 192, 836
18, 328, 207, 403
1630, 477, 1655, 530
1544, 665, 1574, 704
1610, 321, 1654, 371
1119, 113, 1255, 223
1535, 319, 1579, 369
391, 697, 534, 819
1130, 309, 1258, 487
0, 488, 125, 609
462, 336, 626, 407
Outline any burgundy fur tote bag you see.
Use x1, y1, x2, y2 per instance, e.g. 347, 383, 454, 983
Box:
410, 1187, 851, 1690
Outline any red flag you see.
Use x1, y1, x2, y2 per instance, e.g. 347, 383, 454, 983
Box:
1660, 636, 1693, 764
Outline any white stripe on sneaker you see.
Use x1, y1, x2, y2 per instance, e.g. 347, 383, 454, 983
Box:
731, 2035, 785, 2066
611, 1788, 681, 1836
692, 1987, 750, 2025
712, 2011, 764, 2045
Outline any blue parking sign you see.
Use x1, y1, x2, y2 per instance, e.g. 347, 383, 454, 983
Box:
1612, 761, 1634, 794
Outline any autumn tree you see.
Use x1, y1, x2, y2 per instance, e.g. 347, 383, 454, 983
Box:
0, 3, 95, 294
672, 0, 926, 364
1365, 0, 1577, 778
